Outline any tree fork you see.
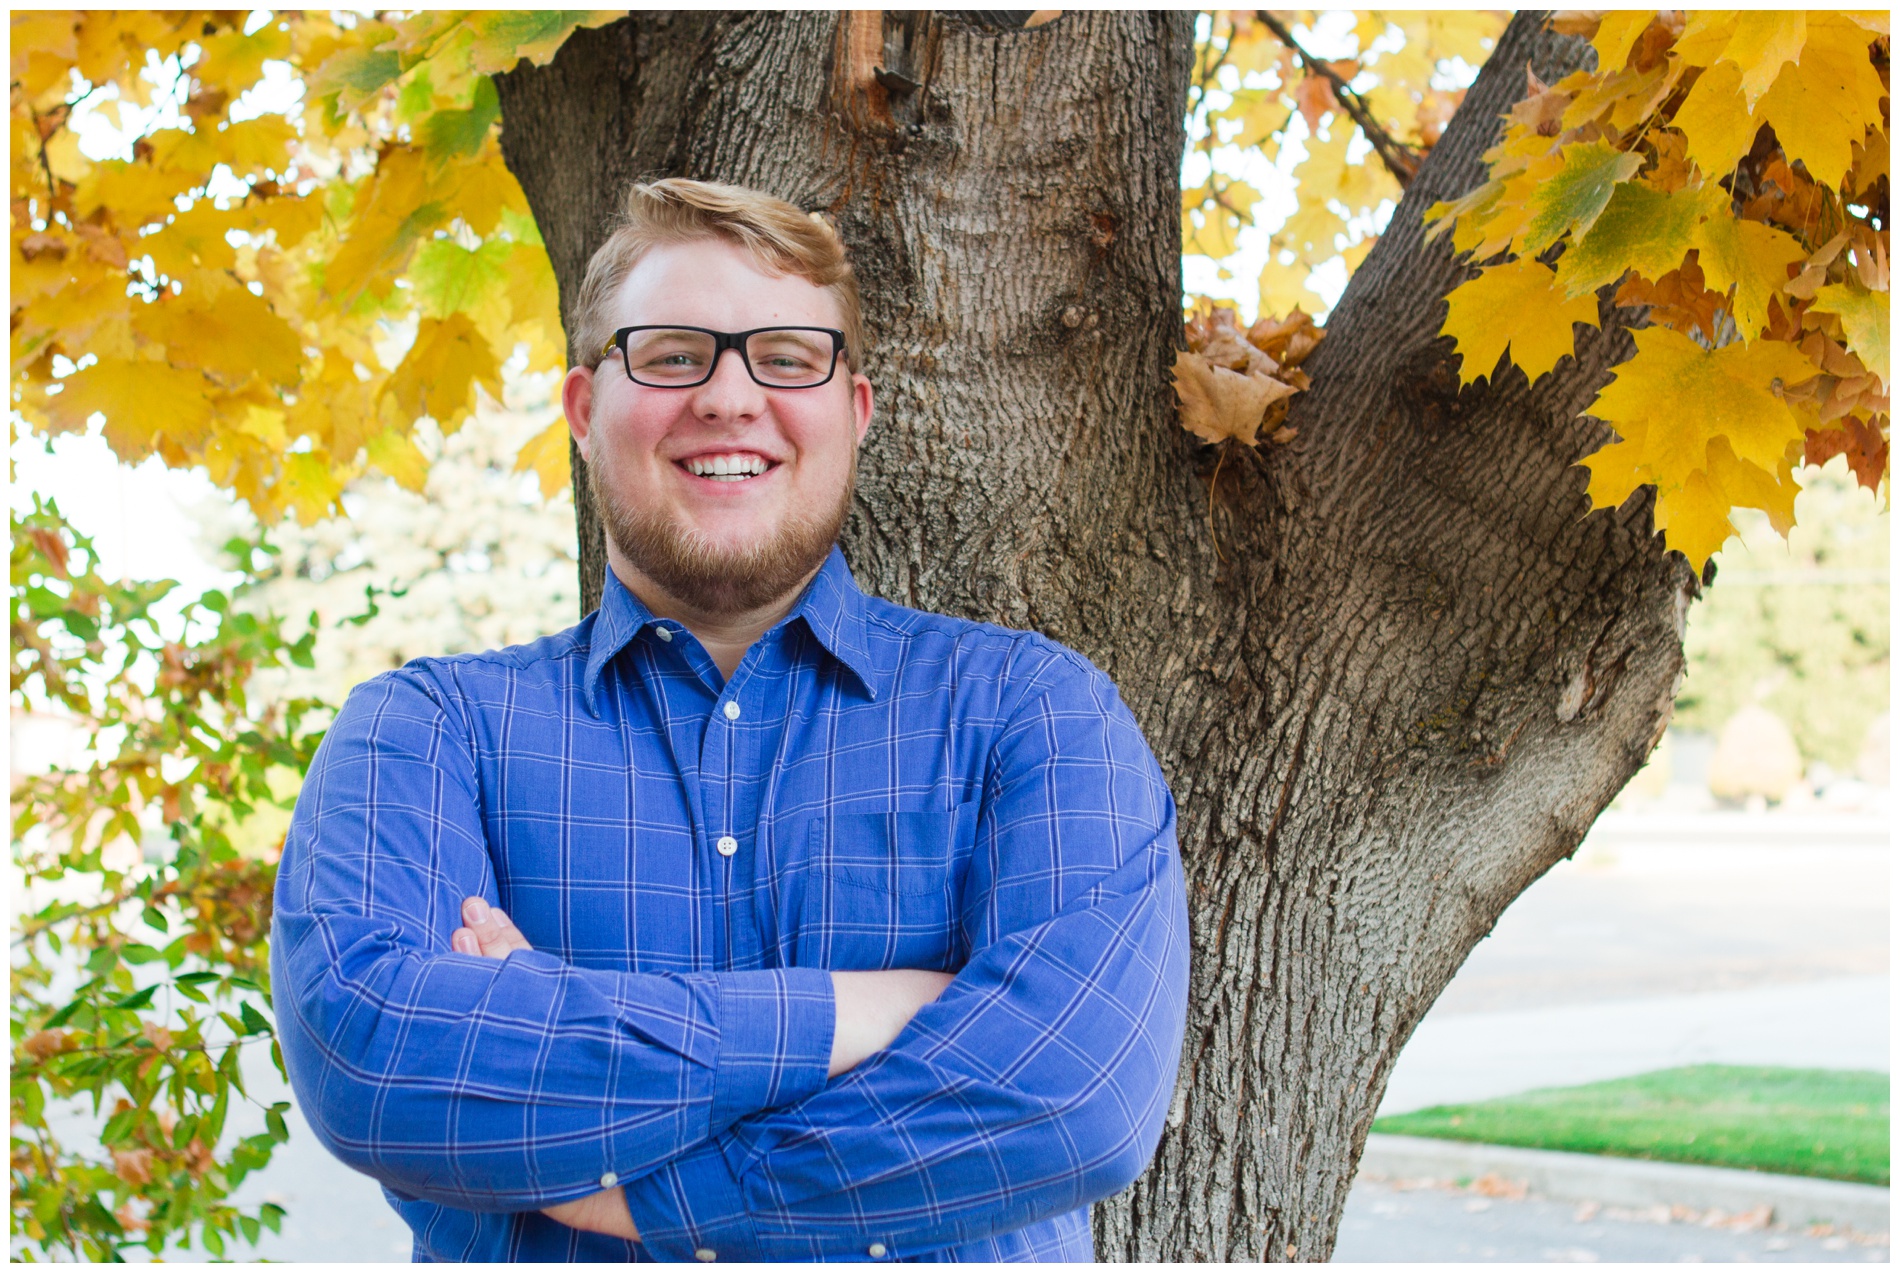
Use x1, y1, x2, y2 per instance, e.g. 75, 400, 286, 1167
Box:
496, 10, 1694, 1260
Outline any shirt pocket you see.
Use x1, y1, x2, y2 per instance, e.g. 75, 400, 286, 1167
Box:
793, 804, 976, 973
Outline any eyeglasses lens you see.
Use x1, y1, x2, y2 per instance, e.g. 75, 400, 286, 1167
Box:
620, 329, 836, 387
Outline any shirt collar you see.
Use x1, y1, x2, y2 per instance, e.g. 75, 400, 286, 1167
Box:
787, 545, 883, 701
582, 545, 885, 715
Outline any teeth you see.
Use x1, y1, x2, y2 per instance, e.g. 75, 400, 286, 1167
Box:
685, 454, 768, 480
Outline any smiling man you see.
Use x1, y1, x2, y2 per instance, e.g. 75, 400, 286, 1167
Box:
271, 179, 1189, 1263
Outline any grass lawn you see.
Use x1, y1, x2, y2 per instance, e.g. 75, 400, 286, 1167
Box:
1372, 1065, 1890, 1185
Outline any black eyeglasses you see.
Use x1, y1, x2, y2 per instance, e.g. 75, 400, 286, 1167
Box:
600, 325, 848, 389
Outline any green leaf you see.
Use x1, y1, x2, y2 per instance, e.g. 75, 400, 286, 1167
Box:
410, 237, 512, 321
1519, 141, 1645, 256
1556, 181, 1707, 297
238, 1002, 273, 1036
421, 75, 501, 161
109, 986, 157, 1012
265, 1103, 289, 1142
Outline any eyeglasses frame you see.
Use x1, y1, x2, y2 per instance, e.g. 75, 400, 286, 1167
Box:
600, 324, 849, 389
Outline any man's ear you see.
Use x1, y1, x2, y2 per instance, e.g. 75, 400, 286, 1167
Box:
850, 372, 874, 447
563, 364, 597, 462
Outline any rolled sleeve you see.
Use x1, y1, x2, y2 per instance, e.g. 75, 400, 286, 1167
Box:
707, 967, 835, 1129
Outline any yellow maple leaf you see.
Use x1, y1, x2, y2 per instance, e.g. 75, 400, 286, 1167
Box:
1442, 258, 1601, 387
133, 272, 303, 390
192, 21, 292, 96
1717, 12, 1805, 110
1578, 431, 1651, 512
1583, 325, 1820, 489
47, 359, 218, 459
143, 203, 247, 278
384, 312, 502, 430
1755, 19, 1888, 191
1651, 466, 1736, 571
514, 416, 574, 500
1256, 254, 1325, 317
325, 146, 447, 306
277, 451, 346, 524
366, 427, 431, 493
1590, 11, 1653, 72
1691, 213, 1805, 341
1669, 62, 1759, 183
1705, 435, 1798, 536
1672, 12, 1737, 66
448, 150, 530, 237
1810, 282, 1890, 392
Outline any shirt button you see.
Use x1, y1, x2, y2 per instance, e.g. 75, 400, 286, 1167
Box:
694, 1249, 717, 1262
722, 700, 740, 721
716, 835, 738, 857
867, 1242, 888, 1258
654, 626, 672, 642
599, 1171, 618, 1188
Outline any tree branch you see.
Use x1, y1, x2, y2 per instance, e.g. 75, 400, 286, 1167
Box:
1255, 10, 1421, 187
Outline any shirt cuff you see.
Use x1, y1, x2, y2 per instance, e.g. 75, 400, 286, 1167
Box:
622, 1135, 761, 1262
707, 966, 834, 1129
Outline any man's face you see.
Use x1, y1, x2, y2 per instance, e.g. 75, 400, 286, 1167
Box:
564, 237, 873, 617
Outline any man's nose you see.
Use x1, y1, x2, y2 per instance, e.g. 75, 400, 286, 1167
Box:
688, 344, 765, 422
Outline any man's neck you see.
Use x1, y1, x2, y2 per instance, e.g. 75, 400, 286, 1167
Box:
605, 546, 822, 681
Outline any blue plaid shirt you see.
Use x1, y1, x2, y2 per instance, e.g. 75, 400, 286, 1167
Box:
271, 547, 1188, 1262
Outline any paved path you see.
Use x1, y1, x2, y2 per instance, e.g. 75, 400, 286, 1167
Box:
1335, 1176, 1891, 1262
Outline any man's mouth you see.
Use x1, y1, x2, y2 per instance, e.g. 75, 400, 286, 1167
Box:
679, 452, 775, 482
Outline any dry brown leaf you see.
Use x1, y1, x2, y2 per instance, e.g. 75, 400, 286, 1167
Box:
1173, 350, 1297, 447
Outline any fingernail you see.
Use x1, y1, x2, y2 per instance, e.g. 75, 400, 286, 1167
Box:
467, 897, 491, 924
453, 929, 475, 954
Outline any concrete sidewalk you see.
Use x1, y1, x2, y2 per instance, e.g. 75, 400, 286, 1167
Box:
1379, 974, 1891, 1115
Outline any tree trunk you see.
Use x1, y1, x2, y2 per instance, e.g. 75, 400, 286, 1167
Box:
495, 11, 1695, 1261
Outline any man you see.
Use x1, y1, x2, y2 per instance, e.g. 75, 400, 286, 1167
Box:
272, 178, 1189, 1262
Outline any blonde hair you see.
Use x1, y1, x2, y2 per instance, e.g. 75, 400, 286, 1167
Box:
570, 177, 863, 374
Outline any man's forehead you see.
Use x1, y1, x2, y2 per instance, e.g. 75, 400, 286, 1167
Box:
613, 238, 841, 326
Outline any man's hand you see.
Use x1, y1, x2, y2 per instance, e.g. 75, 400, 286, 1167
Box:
451, 896, 532, 958
541, 1185, 640, 1241
448, 897, 952, 1235
449, 900, 640, 1239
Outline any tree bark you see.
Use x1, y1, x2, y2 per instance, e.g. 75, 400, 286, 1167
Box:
495, 11, 1695, 1261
